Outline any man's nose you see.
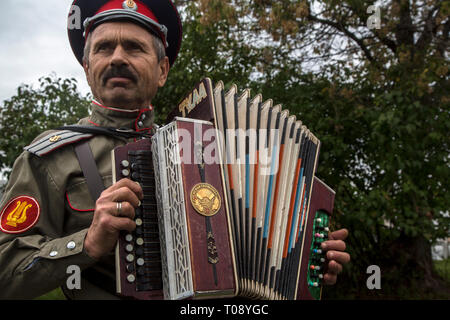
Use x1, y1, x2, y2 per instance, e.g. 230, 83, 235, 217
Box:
110, 45, 128, 66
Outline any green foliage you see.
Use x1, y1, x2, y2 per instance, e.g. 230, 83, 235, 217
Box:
0, 74, 91, 177
157, 0, 450, 298
434, 258, 450, 283
153, 0, 261, 123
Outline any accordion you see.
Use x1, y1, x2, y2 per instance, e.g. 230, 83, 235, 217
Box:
113, 78, 335, 300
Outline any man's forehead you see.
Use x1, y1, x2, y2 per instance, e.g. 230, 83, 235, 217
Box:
90, 21, 154, 43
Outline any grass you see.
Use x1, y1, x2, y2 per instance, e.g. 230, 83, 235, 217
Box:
34, 287, 66, 300
434, 258, 450, 283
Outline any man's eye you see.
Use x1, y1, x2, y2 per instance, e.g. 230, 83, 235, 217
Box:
127, 43, 143, 51
97, 44, 111, 52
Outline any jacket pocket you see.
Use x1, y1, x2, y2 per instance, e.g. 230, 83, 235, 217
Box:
65, 175, 111, 212
66, 179, 96, 212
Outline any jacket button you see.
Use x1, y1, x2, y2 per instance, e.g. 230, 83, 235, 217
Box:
49, 251, 58, 257
67, 241, 76, 250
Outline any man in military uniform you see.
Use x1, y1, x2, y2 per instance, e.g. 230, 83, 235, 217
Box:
0, 0, 350, 299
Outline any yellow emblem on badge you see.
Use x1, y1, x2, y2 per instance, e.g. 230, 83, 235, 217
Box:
190, 183, 221, 217
49, 135, 61, 143
6, 200, 32, 227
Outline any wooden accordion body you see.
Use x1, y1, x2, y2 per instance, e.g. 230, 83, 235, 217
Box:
114, 78, 335, 300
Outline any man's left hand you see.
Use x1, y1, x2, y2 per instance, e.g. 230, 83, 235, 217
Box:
321, 228, 351, 285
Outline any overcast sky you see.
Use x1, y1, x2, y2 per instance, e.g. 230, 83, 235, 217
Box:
0, 0, 91, 103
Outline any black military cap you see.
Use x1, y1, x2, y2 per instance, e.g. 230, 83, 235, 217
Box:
68, 0, 182, 66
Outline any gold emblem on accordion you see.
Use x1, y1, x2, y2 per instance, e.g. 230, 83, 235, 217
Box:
190, 183, 221, 217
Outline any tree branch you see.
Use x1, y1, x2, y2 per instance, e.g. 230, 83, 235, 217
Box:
371, 30, 398, 54
307, 13, 377, 64
416, 3, 442, 52
393, 0, 415, 47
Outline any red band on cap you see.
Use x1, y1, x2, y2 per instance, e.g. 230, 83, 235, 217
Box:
95, 0, 159, 23
84, 0, 167, 48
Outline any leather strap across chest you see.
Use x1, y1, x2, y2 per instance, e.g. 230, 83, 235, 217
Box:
74, 141, 105, 203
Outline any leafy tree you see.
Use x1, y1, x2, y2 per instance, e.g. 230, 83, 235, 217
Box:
156, 0, 450, 298
0, 74, 91, 177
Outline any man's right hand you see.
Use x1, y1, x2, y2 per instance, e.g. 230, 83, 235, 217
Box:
84, 178, 143, 260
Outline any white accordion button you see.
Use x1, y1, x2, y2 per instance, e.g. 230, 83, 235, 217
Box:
127, 274, 136, 283
137, 258, 145, 266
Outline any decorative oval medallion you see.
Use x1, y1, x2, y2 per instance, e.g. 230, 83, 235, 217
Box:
190, 183, 221, 217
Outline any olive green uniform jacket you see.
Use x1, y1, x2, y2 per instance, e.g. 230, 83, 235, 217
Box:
0, 102, 154, 299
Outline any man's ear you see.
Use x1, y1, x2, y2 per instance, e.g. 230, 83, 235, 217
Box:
158, 56, 170, 88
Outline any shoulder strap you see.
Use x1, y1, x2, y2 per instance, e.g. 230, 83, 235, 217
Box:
25, 130, 93, 157
58, 125, 152, 140
74, 141, 105, 202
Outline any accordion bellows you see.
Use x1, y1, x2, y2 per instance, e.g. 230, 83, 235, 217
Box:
114, 78, 335, 300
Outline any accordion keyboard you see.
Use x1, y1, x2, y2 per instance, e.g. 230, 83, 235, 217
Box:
124, 150, 162, 291
114, 139, 164, 299
307, 210, 329, 299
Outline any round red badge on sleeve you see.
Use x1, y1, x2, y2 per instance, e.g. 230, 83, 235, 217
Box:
0, 196, 40, 234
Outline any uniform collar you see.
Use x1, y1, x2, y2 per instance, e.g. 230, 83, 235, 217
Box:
88, 100, 154, 132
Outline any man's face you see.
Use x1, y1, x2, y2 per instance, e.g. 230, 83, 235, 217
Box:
84, 22, 169, 109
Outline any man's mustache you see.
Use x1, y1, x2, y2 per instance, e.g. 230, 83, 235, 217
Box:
102, 66, 137, 85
